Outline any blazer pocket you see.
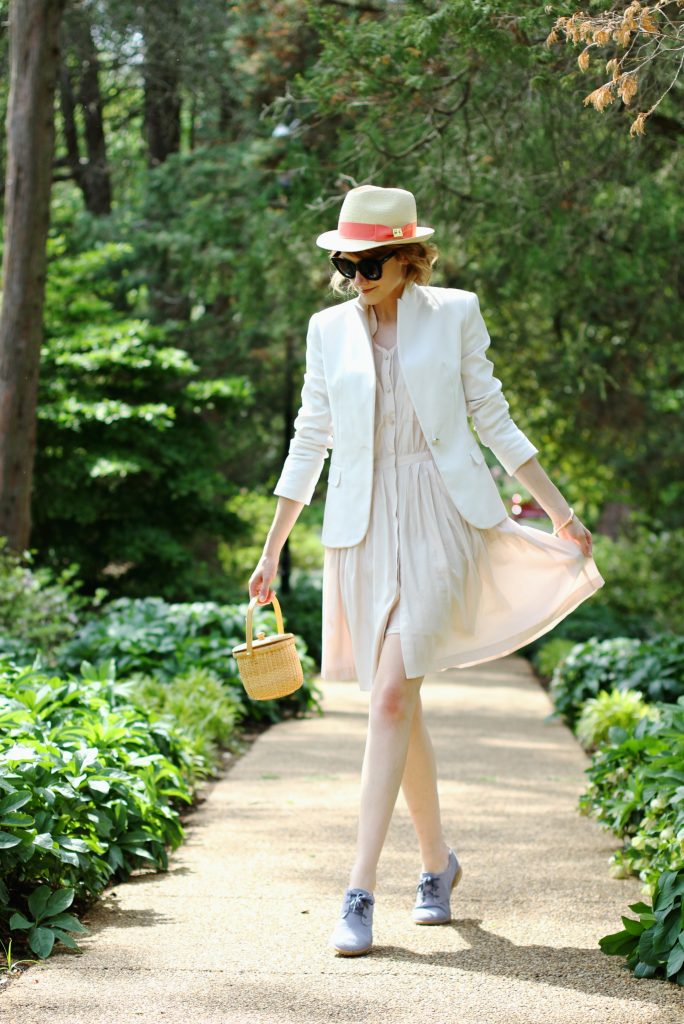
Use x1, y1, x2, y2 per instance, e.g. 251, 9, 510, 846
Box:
328, 464, 342, 486
469, 447, 484, 465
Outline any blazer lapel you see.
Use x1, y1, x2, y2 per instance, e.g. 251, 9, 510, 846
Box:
347, 283, 431, 425
351, 280, 422, 367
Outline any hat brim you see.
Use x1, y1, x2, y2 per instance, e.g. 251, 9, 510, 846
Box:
315, 226, 435, 252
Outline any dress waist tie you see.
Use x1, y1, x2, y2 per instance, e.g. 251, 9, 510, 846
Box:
374, 449, 435, 470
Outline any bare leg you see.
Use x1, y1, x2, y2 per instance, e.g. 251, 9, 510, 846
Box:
348, 633, 423, 893
400, 696, 450, 873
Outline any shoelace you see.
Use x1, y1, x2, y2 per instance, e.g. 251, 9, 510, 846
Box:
343, 890, 374, 922
416, 874, 442, 903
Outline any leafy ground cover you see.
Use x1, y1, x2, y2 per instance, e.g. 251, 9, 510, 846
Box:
0, 657, 246, 960
534, 633, 684, 985
55, 595, 321, 725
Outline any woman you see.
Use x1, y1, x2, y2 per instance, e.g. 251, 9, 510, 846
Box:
249, 185, 605, 958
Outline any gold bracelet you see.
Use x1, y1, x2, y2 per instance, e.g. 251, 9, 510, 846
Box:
552, 507, 574, 536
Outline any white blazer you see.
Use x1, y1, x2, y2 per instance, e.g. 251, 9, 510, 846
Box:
273, 282, 539, 548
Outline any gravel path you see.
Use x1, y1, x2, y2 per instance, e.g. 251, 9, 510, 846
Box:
3, 654, 682, 1023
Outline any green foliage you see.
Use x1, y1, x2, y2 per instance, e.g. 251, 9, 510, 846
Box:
549, 635, 684, 729
34, 228, 254, 600
54, 595, 323, 724
277, 572, 324, 669
588, 526, 684, 636
124, 667, 245, 773
0, 658, 225, 957
0, 538, 102, 668
8, 886, 88, 960
289, 1, 684, 529
575, 687, 658, 753
219, 491, 325, 590
578, 701, 684, 889
599, 871, 684, 985
530, 637, 583, 680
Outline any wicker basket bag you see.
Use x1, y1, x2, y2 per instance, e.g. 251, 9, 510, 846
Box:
231, 592, 303, 701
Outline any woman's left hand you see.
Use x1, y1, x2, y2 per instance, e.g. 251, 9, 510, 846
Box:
555, 513, 593, 558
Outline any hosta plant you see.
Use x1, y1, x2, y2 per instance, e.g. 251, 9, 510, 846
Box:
549, 634, 684, 730
575, 687, 660, 753
599, 870, 684, 984
579, 699, 684, 890
55, 595, 322, 724
0, 659, 221, 958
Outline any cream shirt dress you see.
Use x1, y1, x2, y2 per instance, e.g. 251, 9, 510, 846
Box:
320, 335, 606, 691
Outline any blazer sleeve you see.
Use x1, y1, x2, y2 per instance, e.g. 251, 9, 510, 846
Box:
460, 292, 539, 477
272, 313, 333, 505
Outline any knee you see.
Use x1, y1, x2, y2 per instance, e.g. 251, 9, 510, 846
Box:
371, 680, 418, 724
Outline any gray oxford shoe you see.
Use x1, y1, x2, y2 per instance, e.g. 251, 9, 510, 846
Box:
412, 848, 463, 925
329, 887, 375, 956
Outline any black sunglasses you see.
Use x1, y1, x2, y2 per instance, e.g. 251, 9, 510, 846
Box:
331, 250, 397, 282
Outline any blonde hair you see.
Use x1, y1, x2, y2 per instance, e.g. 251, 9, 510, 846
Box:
329, 241, 440, 298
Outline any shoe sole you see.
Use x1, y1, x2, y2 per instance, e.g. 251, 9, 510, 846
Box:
332, 944, 372, 956
413, 863, 463, 926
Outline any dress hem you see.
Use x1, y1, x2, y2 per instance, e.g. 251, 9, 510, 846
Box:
430, 568, 605, 674
320, 565, 605, 688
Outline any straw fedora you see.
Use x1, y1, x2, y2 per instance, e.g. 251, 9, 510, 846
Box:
316, 185, 435, 252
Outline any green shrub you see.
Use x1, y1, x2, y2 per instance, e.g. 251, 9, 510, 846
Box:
279, 571, 324, 668
0, 658, 220, 957
8, 885, 88, 959
530, 637, 577, 680
0, 655, 248, 958
55, 595, 323, 724
549, 634, 684, 730
589, 525, 684, 636
578, 699, 684, 890
575, 688, 659, 753
124, 667, 245, 772
34, 234, 254, 601
0, 538, 100, 668
599, 870, 684, 984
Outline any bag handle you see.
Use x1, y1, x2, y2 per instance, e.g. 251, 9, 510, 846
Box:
245, 592, 285, 655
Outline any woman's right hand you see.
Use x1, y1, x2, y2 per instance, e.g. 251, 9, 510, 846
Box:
249, 551, 280, 604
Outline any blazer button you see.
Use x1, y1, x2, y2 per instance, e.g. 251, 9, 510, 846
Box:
431, 435, 440, 444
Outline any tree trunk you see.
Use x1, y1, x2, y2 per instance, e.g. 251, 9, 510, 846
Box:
595, 500, 633, 540
74, 13, 111, 215
58, 9, 112, 216
0, 0, 66, 553
58, 63, 83, 185
142, 0, 182, 166
218, 84, 235, 137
